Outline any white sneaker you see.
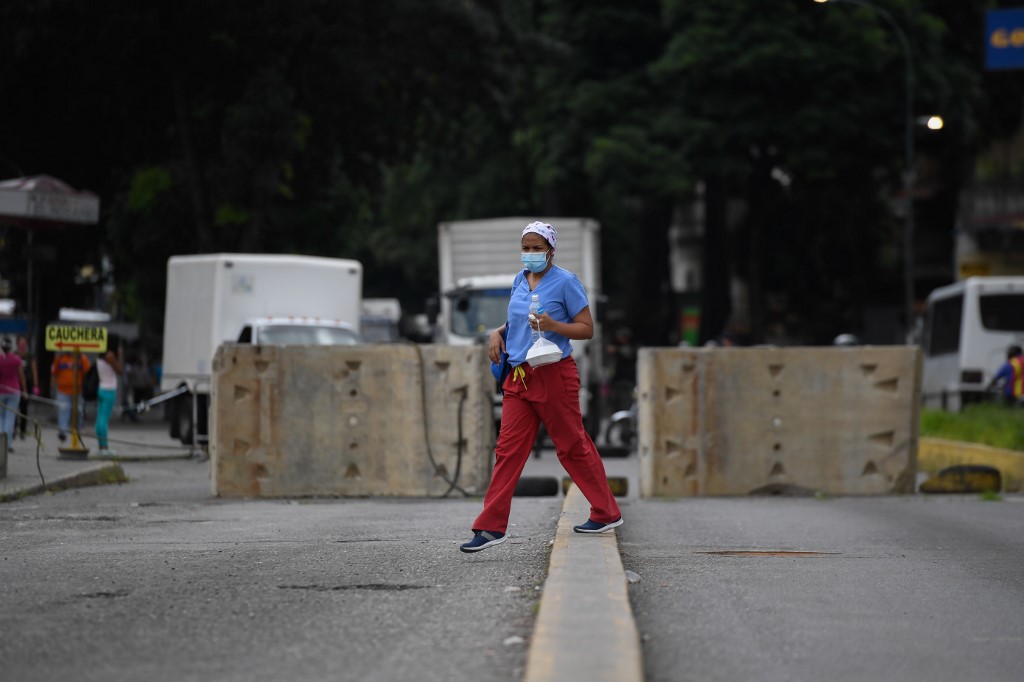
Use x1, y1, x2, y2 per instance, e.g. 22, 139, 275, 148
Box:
98, 448, 117, 457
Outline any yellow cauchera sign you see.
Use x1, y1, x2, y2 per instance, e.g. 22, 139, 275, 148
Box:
45, 325, 108, 353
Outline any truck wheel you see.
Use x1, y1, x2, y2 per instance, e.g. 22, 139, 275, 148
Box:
168, 398, 180, 440
176, 394, 194, 445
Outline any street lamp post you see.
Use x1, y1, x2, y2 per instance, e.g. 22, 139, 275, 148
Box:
815, 0, 915, 339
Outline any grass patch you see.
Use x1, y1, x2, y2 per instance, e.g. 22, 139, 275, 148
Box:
980, 490, 1003, 502
921, 404, 1024, 452
99, 466, 129, 485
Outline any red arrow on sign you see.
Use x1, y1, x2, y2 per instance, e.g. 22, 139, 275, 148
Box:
55, 341, 104, 350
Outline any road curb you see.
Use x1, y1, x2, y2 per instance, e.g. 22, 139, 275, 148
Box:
101, 453, 195, 463
0, 463, 128, 503
523, 483, 643, 682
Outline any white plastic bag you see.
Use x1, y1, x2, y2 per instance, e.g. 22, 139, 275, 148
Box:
526, 336, 562, 367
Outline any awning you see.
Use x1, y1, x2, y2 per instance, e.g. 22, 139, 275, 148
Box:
0, 174, 100, 228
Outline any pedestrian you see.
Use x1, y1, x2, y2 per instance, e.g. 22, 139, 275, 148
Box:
987, 344, 1023, 407
51, 349, 90, 443
15, 335, 39, 439
460, 221, 622, 553
0, 336, 26, 450
94, 336, 124, 456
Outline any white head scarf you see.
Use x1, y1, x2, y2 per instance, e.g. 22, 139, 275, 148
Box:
522, 221, 557, 250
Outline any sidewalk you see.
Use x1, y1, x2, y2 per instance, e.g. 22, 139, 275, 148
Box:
0, 405, 192, 502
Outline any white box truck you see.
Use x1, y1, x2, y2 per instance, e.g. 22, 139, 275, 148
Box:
921, 276, 1024, 411
431, 217, 603, 428
160, 253, 363, 443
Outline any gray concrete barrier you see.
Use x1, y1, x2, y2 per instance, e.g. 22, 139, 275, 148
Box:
638, 347, 921, 497
210, 344, 495, 498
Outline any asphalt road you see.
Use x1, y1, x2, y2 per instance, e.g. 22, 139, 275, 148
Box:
619, 494, 1024, 682
0, 457, 562, 682
4, 419, 1024, 682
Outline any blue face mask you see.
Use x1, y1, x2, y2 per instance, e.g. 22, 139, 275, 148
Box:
521, 251, 549, 273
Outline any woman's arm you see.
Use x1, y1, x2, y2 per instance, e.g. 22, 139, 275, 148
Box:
488, 323, 508, 364
105, 350, 124, 374
534, 306, 594, 341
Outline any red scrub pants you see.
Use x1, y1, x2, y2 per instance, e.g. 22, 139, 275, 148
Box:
472, 356, 621, 534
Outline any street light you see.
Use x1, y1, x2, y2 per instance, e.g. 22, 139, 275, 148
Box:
814, 0, 916, 339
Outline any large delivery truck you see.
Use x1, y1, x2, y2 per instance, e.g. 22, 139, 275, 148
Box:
160, 253, 363, 444
430, 217, 603, 429
921, 276, 1024, 411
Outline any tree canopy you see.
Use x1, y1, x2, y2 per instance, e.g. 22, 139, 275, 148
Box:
0, 0, 1018, 350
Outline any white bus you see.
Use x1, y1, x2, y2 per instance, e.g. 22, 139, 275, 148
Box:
921, 276, 1024, 411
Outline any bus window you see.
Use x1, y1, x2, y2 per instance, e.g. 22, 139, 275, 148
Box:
925, 294, 962, 357
979, 293, 1024, 332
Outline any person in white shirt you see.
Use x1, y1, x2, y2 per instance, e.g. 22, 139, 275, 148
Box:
94, 338, 123, 456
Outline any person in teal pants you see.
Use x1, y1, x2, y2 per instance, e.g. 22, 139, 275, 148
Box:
94, 338, 123, 456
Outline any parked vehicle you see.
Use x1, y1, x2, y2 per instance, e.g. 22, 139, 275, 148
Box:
429, 217, 603, 429
603, 391, 637, 456
159, 253, 363, 444
921, 276, 1024, 411
360, 298, 403, 343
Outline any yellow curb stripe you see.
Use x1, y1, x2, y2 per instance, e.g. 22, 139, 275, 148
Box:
524, 484, 643, 682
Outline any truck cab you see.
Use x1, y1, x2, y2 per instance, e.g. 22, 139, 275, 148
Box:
439, 274, 516, 345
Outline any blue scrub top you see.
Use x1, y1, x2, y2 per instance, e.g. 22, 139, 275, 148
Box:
504, 266, 590, 367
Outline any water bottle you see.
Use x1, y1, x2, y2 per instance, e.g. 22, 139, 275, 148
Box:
528, 294, 544, 341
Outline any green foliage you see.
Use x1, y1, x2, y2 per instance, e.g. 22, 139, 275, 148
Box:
214, 204, 250, 227
921, 405, 1024, 452
127, 167, 173, 214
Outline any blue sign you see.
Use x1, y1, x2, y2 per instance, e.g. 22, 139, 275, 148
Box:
986, 9, 1024, 70
0, 318, 29, 334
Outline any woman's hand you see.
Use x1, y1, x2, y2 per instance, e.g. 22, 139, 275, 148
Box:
488, 328, 506, 364
529, 311, 555, 334
533, 306, 594, 341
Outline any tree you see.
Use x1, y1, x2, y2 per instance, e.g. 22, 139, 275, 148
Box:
650, 0, 982, 343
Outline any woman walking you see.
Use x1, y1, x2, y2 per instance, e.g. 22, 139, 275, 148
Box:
460, 221, 621, 553
94, 338, 123, 456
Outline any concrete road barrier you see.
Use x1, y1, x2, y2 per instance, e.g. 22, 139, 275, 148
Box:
210, 344, 495, 497
638, 347, 921, 497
